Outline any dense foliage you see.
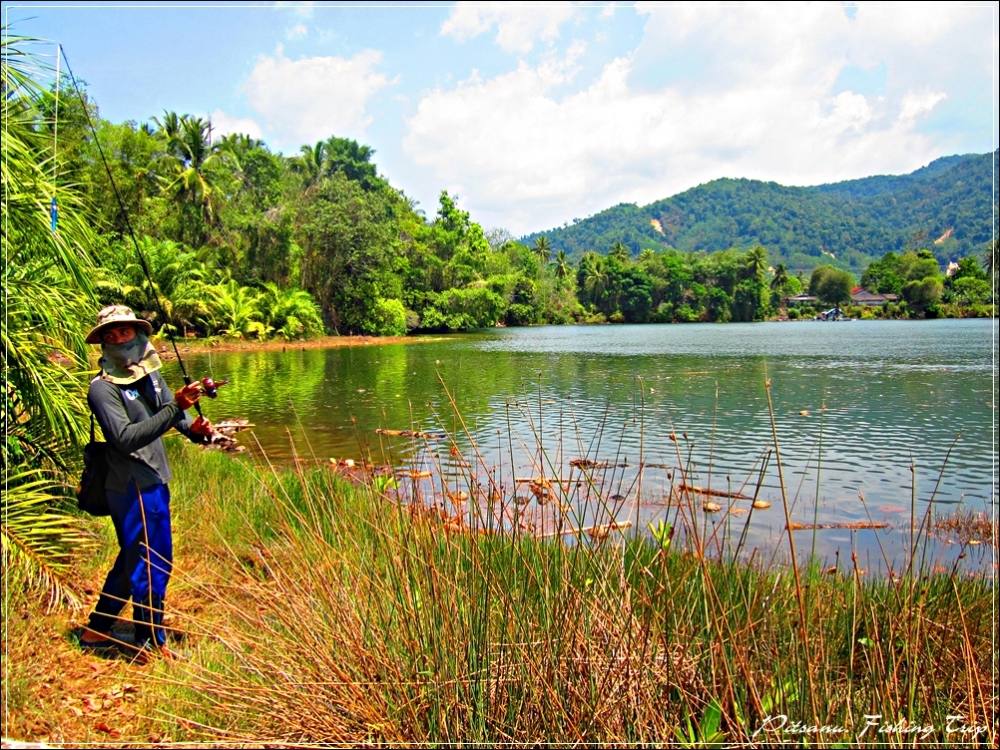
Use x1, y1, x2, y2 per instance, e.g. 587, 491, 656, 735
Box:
524, 152, 998, 274
3, 35, 97, 604
58, 100, 995, 332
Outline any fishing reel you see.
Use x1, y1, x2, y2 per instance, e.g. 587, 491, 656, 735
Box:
200, 376, 228, 398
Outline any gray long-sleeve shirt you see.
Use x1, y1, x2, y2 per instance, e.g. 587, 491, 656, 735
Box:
88, 370, 202, 492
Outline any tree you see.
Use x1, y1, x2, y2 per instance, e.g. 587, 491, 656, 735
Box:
809, 265, 854, 306
322, 136, 380, 190
155, 113, 229, 246
291, 141, 325, 191
609, 241, 630, 263
552, 250, 570, 284
533, 236, 551, 265
903, 277, 944, 312
295, 174, 397, 333
3, 35, 98, 605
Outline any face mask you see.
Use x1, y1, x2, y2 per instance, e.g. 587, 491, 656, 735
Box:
99, 332, 163, 384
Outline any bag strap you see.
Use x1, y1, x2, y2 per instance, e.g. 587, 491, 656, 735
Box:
90, 412, 96, 443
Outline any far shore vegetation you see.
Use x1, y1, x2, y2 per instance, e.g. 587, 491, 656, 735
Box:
3, 33, 997, 747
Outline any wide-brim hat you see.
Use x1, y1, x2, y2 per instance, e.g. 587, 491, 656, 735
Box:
85, 304, 153, 344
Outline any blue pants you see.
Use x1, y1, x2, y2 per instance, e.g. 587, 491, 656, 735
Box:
87, 482, 173, 646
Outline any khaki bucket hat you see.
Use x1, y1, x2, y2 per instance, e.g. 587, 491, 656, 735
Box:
85, 305, 154, 344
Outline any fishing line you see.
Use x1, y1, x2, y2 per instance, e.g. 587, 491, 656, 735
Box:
57, 44, 204, 417
50, 43, 60, 233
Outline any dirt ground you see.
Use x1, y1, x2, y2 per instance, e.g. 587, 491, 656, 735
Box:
156, 333, 444, 361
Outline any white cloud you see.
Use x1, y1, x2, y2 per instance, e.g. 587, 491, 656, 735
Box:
404, 3, 996, 234
441, 2, 578, 54
286, 23, 308, 40
898, 91, 947, 123
209, 109, 263, 141
243, 47, 392, 149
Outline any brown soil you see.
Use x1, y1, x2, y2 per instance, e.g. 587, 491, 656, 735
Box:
154, 334, 444, 362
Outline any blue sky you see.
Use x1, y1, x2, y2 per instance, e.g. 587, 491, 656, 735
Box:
5, 2, 998, 235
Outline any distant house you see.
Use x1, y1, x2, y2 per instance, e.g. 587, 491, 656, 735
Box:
786, 294, 818, 305
850, 289, 899, 306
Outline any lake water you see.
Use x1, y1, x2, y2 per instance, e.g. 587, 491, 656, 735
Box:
174, 319, 997, 572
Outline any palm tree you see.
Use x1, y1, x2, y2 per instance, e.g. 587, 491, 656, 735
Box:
552, 250, 570, 282
533, 236, 551, 265
746, 245, 768, 282
154, 110, 183, 156
156, 114, 227, 245
2, 34, 98, 605
291, 141, 325, 191
609, 241, 630, 263
206, 278, 267, 339
581, 253, 608, 298
770, 263, 789, 291
259, 283, 325, 339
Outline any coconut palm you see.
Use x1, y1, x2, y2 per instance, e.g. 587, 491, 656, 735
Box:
156, 114, 228, 245
552, 249, 570, 282
609, 241, 630, 263
770, 263, 789, 291
746, 245, 768, 282
533, 236, 551, 265
291, 141, 325, 190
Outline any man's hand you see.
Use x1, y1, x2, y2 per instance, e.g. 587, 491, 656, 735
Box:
174, 381, 204, 411
190, 415, 214, 443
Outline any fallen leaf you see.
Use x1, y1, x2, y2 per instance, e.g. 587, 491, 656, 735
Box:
94, 721, 119, 736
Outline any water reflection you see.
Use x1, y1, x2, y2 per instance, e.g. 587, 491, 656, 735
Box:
172, 319, 997, 572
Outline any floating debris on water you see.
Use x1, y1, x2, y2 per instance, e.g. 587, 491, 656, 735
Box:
396, 469, 433, 479
752, 499, 772, 509
679, 484, 753, 501
702, 501, 722, 513
376, 428, 446, 440
931, 510, 995, 546
787, 521, 889, 531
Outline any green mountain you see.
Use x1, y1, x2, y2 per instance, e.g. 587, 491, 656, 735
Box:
523, 151, 997, 272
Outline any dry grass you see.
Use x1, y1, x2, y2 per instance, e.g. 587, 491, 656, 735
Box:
4, 420, 996, 746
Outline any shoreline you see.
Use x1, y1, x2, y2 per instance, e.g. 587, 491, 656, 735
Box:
153, 333, 448, 361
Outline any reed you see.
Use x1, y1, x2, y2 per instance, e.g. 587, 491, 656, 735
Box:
130, 397, 996, 747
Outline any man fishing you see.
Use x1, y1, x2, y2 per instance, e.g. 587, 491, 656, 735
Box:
78, 305, 213, 659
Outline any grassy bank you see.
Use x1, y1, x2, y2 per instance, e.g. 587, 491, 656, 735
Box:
4, 439, 996, 746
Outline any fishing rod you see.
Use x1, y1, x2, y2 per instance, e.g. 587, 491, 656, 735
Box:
57, 44, 225, 416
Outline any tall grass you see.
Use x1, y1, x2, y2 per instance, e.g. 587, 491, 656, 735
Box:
142, 409, 996, 746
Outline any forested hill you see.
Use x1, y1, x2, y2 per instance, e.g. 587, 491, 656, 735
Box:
523, 151, 997, 273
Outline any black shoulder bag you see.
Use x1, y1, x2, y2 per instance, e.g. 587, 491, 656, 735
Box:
76, 414, 111, 516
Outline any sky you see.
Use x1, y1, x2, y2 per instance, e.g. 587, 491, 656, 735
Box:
5, 1, 999, 236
